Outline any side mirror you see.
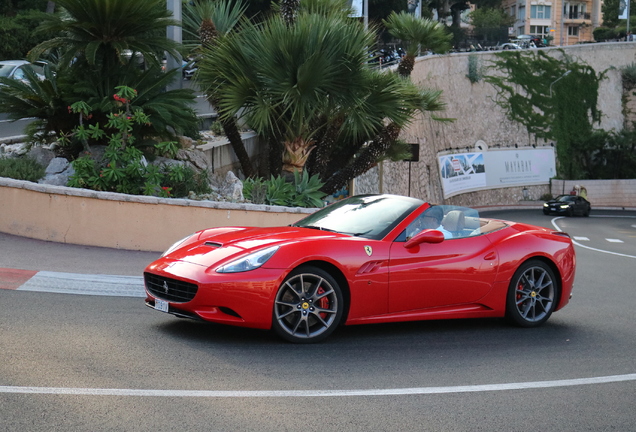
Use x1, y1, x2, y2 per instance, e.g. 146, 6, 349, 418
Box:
404, 229, 444, 249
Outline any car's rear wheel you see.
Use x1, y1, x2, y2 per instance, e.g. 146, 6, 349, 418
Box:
506, 260, 558, 327
272, 266, 343, 343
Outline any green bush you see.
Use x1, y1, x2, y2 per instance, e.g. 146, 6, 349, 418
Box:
0, 10, 51, 59
67, 87, 210, 198
243, 171, 326, 208
0, 157, 45, 182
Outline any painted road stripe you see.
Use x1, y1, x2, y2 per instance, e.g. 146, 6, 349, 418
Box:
0, 268, 37, 290
573, 236, 589, 241
551, 217, 636, 260
606, 238, 624, 243
1, 373, 635, 398
16, 271, 145, 297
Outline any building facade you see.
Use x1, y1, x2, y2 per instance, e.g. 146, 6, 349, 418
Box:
503, 0, 603, 45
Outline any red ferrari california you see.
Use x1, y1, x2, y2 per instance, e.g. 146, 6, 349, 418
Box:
144, 194, 575, 343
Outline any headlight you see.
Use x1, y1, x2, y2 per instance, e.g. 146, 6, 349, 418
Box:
559, 204, 570, 209
217, 246, 280, 273
162, 234, 194, 257
543, 203, 548, 207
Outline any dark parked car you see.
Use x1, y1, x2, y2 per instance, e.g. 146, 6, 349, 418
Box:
543, 195, 591, 216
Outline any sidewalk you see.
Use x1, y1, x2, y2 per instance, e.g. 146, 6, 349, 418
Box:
0, 232, 157, 296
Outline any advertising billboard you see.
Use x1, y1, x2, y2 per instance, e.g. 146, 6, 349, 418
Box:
438, 148, 556, 198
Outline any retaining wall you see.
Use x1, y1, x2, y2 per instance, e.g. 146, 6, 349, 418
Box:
0, 178, 313, 252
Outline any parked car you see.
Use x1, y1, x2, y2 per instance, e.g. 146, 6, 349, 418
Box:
144, 194, 576, 343
0, 60, 46, 83
543, 194, 591, 216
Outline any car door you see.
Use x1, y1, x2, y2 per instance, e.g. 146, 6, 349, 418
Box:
387, 234, 499, 313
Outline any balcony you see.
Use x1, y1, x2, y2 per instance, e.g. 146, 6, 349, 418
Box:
564, 12, 591, 22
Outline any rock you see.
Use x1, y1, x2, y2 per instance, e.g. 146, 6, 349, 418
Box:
219, 171, 244, 202
176, 148, 209, 172
27, 146, 55, 167
39, 158, 76, 186
0, 143, 29, 157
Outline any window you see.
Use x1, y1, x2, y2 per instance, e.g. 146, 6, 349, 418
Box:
568, 26, 579, 36
518, 5, 525, 20
530, 5, 551, 19
511, 5, 516, 17
529, 26, 550, 36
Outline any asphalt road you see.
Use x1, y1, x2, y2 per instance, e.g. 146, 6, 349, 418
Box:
1, 209, 635, 431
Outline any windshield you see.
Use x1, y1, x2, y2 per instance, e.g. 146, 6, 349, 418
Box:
556, 195, 576, 202
293, 195, 423, 240
0, 64, 16, 78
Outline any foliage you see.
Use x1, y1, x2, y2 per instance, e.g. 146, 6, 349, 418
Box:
243, 172, 326, 208
383, 11, 452, 76
467, 54, 482, 83
485, 50, 606, 179
67, 88, 209, 197
0, 157, 45, 182
0, 63, 198, 158
198, 3, 449, 193
469, 7, 514, 29
601, 0, 636, 28
29, 0, 180, 72
468, 7, 512, 43
0, 10, 52, 59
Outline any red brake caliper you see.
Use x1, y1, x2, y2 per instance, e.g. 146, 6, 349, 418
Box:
317, 287, 329, 319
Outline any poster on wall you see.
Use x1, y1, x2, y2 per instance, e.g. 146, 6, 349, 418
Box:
438, 148, 556, 198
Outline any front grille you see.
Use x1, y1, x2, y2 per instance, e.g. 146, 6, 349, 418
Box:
144, 273, 198, 303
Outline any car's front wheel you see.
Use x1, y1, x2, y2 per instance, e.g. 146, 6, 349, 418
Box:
506, 260, 558, 327
272, 266, 344, 343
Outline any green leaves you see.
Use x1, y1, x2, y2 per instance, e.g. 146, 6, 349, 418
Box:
243, 172, 326, 208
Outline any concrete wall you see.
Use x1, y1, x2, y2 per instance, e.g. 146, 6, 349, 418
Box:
355, 42, 636, 206
550, 179, 636, 208
0, 178, 314, 252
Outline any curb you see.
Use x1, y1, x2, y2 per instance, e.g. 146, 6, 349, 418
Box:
0, 267, 145, 297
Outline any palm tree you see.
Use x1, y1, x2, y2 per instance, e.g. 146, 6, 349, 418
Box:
10, 0, 198, 154
30, 0, 179, 73
383, 11, 453, 77
197, 4, 449, 190
183, 0, 255, 178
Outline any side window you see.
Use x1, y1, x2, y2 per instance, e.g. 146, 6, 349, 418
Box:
13, 68, 25, 80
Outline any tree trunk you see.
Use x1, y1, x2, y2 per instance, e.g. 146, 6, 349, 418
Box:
220, 116, 255, 178
46, 1, 55, 13
322, 123, 401, 194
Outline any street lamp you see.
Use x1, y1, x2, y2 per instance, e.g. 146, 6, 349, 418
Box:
549, 70, 571, 97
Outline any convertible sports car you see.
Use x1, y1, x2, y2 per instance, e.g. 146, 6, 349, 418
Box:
144, 194, 576, 343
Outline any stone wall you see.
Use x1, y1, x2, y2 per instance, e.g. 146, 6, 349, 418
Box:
356, 42, 636, 206
551, 179, 636, 208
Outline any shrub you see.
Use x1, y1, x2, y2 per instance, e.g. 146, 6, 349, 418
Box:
243, 171, 326, 208
67, 87, 210, 198
0, 157, 45, 182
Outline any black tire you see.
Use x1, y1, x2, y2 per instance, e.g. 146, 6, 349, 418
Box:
542, 210, 549, 215
567, 207, 573, 217
272, 266, 344, 343
584, 206, 590, 217
505, 260, 559, 327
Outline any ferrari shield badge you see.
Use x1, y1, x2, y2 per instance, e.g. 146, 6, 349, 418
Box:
364, 246, 373, 256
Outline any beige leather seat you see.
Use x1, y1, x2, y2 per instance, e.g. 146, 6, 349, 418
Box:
442, 210, 465, 238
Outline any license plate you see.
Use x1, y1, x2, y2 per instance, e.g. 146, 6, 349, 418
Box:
155, 298, 169, 313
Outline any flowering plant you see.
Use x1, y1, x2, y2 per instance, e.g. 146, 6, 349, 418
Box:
68, 86, 209, 198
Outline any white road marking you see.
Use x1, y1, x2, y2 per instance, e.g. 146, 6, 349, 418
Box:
551, 216, 636, 260
606, 239, 624, 243
573, 236, 589, 241
1, 373, 635, 397
16, 271, 145, 297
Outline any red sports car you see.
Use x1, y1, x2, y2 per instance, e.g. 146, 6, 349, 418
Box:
144, 194, 576, 343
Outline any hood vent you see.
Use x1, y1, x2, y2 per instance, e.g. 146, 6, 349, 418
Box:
204, 242, 222, 248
